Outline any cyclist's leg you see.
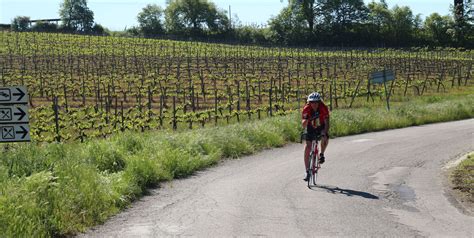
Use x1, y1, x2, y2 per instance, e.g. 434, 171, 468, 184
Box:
314, 125, 327, 154
321, 135, 329, 154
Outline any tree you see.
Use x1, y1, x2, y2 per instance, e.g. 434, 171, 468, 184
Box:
320, 0, 368, 26
125, 26, 141, 37
390, 6, 416, 46
59, 0, 94, 32
164, 0, 230, 37
316, 0, 369, 45
288, 0, 316, 32
11, 16, 31, 32
367, 0, 392, 45
452, 0, 474, 46
91, 23, 107, 35
269, 6, 310, 45
424, 13, 454, 46
454, 0, 465, 24
137, 4, 165, 37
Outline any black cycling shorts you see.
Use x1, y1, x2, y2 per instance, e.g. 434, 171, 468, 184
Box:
304, 124, 324, 141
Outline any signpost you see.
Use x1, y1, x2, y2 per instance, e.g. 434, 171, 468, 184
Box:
0, 86, 30, 143
370, 70, 395, 84
0, 124, 31, 142
370, 69, 395, 111
0, 105, 29, 123
0, 86, 28, 104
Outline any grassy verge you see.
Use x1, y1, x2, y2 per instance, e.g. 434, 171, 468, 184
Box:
451, 152, 474, 205
0, 93, 473, 237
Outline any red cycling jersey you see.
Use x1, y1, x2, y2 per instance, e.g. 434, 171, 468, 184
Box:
302, 102, 329, 128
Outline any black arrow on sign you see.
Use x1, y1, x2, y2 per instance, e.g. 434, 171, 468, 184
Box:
12, 88, 25, 102
14, 107, 26, 121
16, 126, 28, 139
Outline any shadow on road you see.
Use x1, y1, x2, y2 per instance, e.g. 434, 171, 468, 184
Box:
310, 184, 379, 199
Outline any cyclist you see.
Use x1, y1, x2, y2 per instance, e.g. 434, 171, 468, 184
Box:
302, 92, 330, 181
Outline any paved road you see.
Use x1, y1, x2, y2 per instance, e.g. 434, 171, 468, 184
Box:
82, 119, 474, 237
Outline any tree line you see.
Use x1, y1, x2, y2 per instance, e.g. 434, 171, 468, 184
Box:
8, 0, 474, 48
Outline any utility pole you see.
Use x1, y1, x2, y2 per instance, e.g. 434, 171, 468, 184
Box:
229, 5, 232, 29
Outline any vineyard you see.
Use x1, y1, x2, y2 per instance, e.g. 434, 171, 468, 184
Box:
0, 32, 473, 142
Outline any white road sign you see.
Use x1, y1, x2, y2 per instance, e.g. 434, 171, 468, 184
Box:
0, 105, 29, 123
0, 124, 30, 142
0, 86, 28, 104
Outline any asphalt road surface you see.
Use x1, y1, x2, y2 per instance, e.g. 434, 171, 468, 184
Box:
82, 119, 474, 237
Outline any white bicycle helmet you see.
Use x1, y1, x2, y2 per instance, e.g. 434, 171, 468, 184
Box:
307, 92, 321, 102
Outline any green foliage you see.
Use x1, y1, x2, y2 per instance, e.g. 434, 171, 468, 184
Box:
232, 25, 270, 45
137, 4, 165, 37
11, 16, 31, 32
268, 6, 311, 45
91, 23, 107, 35
31, 21, 59, 33
367, 2, 391, 42
391, 5, 416, 46
59, 0, 94, 32
85, 142, 126, 173
0, 171, 55, 237
165, 0, 230, 36
274, 0, 472, 47
318, 0, 369, 30
424, 13, 455, 46
50, 161, 117, 234
288, 0, 316, 31
330, 94, 474, 136
112, 132, 145, 156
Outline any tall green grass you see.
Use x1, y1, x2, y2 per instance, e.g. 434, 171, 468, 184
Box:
0, 93, 472, 237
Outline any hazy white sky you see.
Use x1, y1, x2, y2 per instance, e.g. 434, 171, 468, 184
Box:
0, 0, 452, 31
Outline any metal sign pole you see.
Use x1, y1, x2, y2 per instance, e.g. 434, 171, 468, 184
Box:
383, 69, 390, 111
370, 69, 394, 111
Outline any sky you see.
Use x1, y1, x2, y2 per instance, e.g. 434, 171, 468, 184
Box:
0, 0, 452, 31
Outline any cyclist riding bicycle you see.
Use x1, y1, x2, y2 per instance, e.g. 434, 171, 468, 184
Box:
302, 92, 330, 181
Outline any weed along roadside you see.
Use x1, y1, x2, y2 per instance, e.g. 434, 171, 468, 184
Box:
0, 93, 473, 236
448, 152, 474, 214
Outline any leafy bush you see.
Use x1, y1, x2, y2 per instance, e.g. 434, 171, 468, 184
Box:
85, 142, 126, 173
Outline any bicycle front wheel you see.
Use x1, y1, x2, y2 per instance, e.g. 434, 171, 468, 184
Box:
312, 153, 319, 186
308, 152, 314, 188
